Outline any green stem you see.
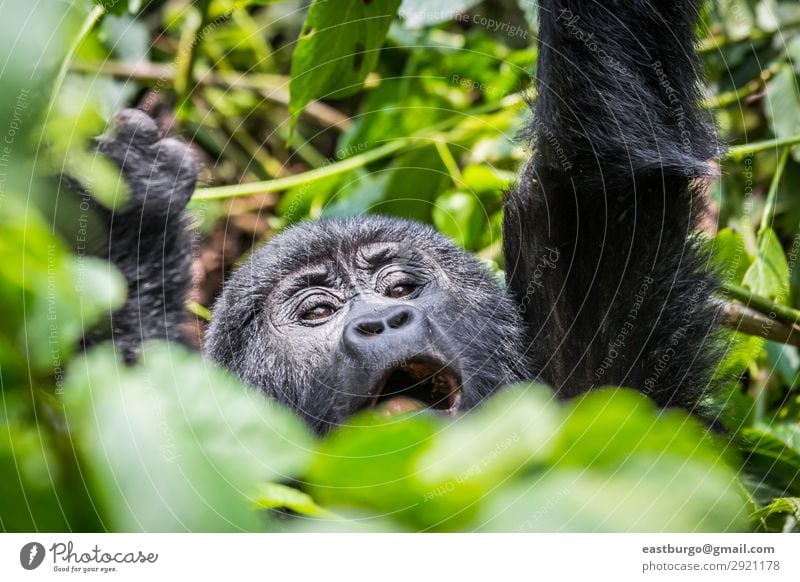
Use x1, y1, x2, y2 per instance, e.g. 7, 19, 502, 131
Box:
193, 94, 524, 201
698, 19, 800, 54
47, 4, 105, 115
726, 134, 800, 160
174, 0, 212, 121
187, 301, 211, 321
702, 63, 780, 109
193, 138, 412, 201
720, 282, 800, 328
435, 140, 463, 186
760, 147, 790, 232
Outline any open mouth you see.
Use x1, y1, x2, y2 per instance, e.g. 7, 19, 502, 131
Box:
369, 358, 462, 415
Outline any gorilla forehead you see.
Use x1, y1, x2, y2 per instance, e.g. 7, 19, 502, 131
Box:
228, 215, 499, 297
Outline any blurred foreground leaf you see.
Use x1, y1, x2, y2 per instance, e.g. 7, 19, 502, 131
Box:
64, 342, 315, 531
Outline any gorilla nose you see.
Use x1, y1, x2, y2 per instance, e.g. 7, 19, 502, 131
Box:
343, 305, 422, 355
352, 306, 413, 336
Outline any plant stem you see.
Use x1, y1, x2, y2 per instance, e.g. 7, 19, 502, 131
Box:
760, 147, 790, 232
193, 138, 412, 200
702, 63, 780, 109
193, 94, 524, 201
726, 134, 800, 160
174, 0, 212, 121
698, 19, 800, 54
720, 282, 800, 328
47, 4, 105, 115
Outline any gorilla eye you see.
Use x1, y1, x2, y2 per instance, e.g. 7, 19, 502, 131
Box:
301, 304, 336, 321
387, 284, 416, 299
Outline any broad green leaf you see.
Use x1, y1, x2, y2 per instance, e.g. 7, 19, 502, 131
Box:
553, 388, 732, 470
740, 423, 800, 497
324, 146, 450, 223
432, 191, 485, 249
321, 172, 391, 218
306, 412, 478, 529
0, 394, 70, 531
0, 199, 126, 376
416, 385, 560, 491
765, 64, 800, 162
373, 146, 451, 222
478, 456, 746, 532
742, 227, 790, 303
461, 164, 510, 196
709, 228, 751, 285
94, 0, 132, 16
64, 343, 315, 531
765, 341, 800, 387
398, 0, 483, 28
289, 0, 402, 127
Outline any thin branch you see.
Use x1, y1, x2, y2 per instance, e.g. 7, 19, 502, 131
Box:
715, 298, 800, 348
702, 63, 780, 109
727, 134, 800, 160
174, 0, 212, 121
192, 94, 524, 201
720, 282, 800, 328
193, 138, 412, 201
698, 19, 800, 54
760, 147, 790, 232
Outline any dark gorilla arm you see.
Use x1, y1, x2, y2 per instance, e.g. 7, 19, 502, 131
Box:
75, 110, 197, 361
504, 0, 722, 413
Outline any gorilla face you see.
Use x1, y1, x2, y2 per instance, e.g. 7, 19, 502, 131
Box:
206, 215, 531, 433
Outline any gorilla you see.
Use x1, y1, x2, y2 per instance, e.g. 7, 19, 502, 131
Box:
77, 0, 722, 433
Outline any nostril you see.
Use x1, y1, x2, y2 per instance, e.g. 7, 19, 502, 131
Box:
387, 310, 411, 329
356, 320, 384, 336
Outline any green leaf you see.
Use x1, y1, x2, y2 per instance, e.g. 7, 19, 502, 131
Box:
708, 228, 751, 285
751, 497, 800, 532
398, 0, 483, 28
740, 423, 800, 497
478, 457, 746, 532
289, 0, 402, 128
416, 385, 560, 492
461, 164, 509, 195
0, 199, 126, 377
765, 341, 800, 387
64, 342, 315, 531
324, 146, 450, 223
553, 388, 732, 470
0, 394, 70, 531
252, 483, 332, 518
765, 64, 800, 162
432, 191, 485, 249
306, 412, 478, 529
94, 1, 130, 16
478, 389, 747, 532
742, 227, 790, 303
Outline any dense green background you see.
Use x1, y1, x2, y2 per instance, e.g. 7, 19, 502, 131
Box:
1, 0, 800, 532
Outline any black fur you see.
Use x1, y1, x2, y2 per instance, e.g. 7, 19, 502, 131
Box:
72, 109, 197, 362
504, 0, 722, 414
78, 0, 723, 429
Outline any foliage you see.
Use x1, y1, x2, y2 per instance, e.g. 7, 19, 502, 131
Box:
1, 0, 800, 532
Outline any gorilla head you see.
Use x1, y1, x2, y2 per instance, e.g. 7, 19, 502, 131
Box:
205, 215, 531, 433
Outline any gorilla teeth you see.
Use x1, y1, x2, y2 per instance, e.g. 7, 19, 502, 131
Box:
369, 359, 462, 413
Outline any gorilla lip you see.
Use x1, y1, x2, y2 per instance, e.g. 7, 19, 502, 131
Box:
369, 358, 462, 413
